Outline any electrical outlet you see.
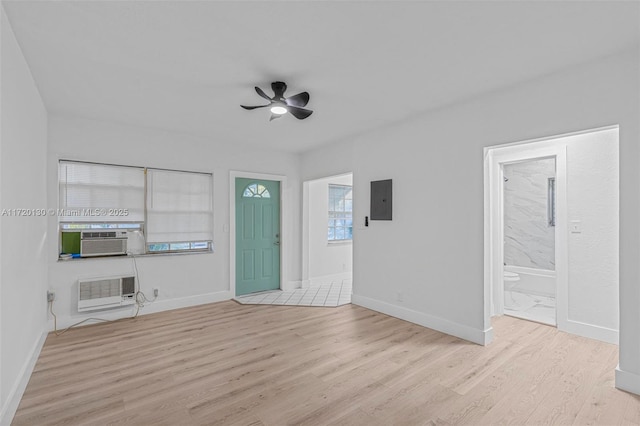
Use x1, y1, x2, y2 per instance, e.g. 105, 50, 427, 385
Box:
47, 290, 55, 302
153, 288, 159, 297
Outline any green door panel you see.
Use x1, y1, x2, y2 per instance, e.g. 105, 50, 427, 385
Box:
236, 178, 281, 296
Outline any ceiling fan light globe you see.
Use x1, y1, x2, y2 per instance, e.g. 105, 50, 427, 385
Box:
270, 105, 288, 115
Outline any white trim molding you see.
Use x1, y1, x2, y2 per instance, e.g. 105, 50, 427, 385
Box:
616, 366, 640, 395
564, 320, 618, 345
285, 280, 302, 291
0, 331, 47, 426
48, 290, 232, 331
352, 294, 492, 346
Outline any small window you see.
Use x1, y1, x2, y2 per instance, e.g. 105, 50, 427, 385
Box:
243, 183, 270, 198
148, 241, 211, 253
328, 184, 353, 242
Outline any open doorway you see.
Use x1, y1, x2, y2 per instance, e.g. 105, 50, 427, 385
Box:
484, 126, 619, 344
302, 173, 353, 303
502, 157, 557, 326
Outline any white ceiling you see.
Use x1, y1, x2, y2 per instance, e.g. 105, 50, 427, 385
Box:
3, 1, 639, 153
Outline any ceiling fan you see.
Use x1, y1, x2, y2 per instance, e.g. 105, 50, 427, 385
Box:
241, 81, 313, 121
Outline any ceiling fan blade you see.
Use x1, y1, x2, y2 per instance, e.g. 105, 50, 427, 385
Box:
271, 81, 287, 98
285, 92, 309, 107
240, 104, 269, 110
287, 106, 313, 120
269, 113, 283, 122
254, 86, 272, 101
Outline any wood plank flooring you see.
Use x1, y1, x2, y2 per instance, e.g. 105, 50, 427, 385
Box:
12, 301, 640, 425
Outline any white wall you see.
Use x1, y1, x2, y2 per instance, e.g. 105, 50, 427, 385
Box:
503, 158, 556, 270
301, 48, 640, 391
564, 128, 619, 335
308, 174, 352, 284
0, 8, 49, 424
300, 139, 355, 182
46, 114, 302, 328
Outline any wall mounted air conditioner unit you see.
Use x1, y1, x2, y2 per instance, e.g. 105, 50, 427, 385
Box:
80, 230, 128, 257
78, 275, 136, 312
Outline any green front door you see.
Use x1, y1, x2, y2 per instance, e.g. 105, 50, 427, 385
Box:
235, 178, 281, 296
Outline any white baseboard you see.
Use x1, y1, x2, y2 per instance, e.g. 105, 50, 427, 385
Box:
616, 366, 640, 396
310, 272, 351, 286
283, 280, 302, 291
0, 330, 47, 426
561, 319, 619, 345
48, 290, 233, 331
352, 294, 491, 346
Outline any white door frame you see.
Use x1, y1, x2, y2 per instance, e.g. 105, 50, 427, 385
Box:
230, 171, 288, 297
484, 138, 569, 337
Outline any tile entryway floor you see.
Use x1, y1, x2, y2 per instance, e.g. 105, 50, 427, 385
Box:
234, 281, 352, 307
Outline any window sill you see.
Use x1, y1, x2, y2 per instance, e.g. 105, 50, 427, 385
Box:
327, 240, 352, 246
58, 250, 213, 262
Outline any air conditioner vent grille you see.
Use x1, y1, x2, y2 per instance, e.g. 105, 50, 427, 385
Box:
82, 231, 119, 239
79, 279, 120, 301
77, 275, 136, 312
81, 239, 127, 256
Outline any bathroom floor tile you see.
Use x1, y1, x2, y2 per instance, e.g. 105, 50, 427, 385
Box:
504, 290, 556, 326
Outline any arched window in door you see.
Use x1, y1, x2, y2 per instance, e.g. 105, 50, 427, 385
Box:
242, 183, 271, 198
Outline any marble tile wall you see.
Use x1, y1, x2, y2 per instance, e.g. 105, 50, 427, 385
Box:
503, 158, 556, 270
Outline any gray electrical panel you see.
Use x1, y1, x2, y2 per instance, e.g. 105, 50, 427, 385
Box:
370, 179, 392, 220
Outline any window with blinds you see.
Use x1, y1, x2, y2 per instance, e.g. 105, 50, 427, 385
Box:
58, 161, 145, 222
58, 160, 213, 256
146, 168, 213, 253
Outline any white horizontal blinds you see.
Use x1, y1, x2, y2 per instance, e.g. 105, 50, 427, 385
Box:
58, 161, 145, 222
146, 168, 213, 243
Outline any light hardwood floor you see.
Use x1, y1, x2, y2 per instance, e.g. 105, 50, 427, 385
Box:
13, 301, 640, 425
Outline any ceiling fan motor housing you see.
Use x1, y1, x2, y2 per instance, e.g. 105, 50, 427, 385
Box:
240, 81, 313, 120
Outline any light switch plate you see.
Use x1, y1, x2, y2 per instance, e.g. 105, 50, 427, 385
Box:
570, 220, 582, 233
